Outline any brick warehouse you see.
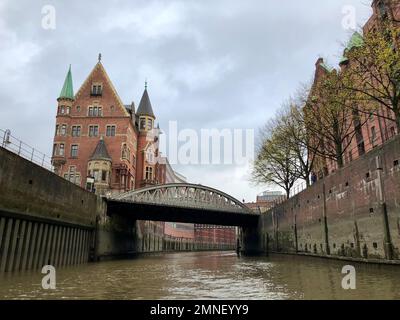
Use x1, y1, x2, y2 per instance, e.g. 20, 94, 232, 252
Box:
51, 56, 235, 249
259, 0, 400, 262
309, 0, 400, 179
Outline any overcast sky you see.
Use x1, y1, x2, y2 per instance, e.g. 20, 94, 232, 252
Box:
0, 0, 373, 201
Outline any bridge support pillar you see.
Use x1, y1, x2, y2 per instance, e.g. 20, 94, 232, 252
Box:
241, 220, 262, 256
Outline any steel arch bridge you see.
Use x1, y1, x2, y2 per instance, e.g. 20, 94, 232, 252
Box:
106, 183, 259, 227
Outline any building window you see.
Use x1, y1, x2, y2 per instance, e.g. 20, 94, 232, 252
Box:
89, 125, 99, 137
390, 127, 396, 137
60, 124, 67, 136
88, 106, 102, 117
140, 117, 146, 130
93, 169, 100, 182
59, 143, 65, 156
145, 166, 153, 180
91, 84, 102, 96
102, 170, 107, 182
70, 145, 78, 158
64, 167, 81, 186
55, 125, 60, 136
371, 126, 377, 142
147, 119, 153, 130
106, 125, 116, 136
76, 106, 81, 113
59, 106, 65, 114
71, 126, 81, 137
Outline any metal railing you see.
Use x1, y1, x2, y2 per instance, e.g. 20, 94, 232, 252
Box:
1, 128, 54, 172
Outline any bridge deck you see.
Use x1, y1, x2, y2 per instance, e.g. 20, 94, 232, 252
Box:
106, 199, 259, 227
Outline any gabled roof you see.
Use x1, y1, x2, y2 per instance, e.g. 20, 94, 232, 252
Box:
90, 137, 112, 161
58, 65, 74, 100
74, 61, 130, 117
137, 87, 155, 118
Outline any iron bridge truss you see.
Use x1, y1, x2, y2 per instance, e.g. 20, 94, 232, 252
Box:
109, 183, 255, 215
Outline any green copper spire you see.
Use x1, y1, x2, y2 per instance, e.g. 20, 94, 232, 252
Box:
339, 32, 363, 65
347, 31, 363, 51
58, 65, 74, 100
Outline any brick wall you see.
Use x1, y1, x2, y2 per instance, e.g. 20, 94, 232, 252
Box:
261, 134, 400, 261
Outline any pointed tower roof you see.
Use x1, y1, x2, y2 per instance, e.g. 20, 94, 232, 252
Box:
58, 65, 74, 100
90, 137, 112, 161
137, 83, 155, 118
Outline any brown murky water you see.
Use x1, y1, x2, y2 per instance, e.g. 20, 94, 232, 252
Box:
0, 251, 400, 300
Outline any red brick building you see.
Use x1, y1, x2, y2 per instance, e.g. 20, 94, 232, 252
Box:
194, 225, 236, 249
50, 57, 236, 250
51, 57, 165, 248
309, 0, 399, 178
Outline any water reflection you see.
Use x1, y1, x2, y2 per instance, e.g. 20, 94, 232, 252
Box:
0, 252, 400, 300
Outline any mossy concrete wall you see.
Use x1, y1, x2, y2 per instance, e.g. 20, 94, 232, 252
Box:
259, 135, 400, 263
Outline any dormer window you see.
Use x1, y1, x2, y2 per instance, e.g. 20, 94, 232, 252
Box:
91, 84, 103, 96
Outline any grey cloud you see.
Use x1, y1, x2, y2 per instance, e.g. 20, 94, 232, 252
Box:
0, 0, 373, 200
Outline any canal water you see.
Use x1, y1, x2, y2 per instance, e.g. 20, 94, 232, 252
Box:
1, 251, 400, 300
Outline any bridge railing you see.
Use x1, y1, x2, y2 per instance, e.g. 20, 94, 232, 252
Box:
1, 128, 54, 172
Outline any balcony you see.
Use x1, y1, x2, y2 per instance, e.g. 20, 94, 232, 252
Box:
139, 179, 158, 188
51, 154, 66, 166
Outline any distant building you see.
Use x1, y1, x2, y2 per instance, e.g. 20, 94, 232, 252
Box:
246, 190, 284, 213
159, 157, 195, 240
257, 191, 284, 202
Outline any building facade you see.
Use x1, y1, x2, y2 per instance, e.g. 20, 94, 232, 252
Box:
51, 58, 165, 250
51, 57, 236, 251
308, 0, 400, 179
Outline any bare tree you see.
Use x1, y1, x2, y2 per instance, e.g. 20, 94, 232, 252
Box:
304, 69, 368, 168
277, 97, 318, 187
252, 118, 298, 199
